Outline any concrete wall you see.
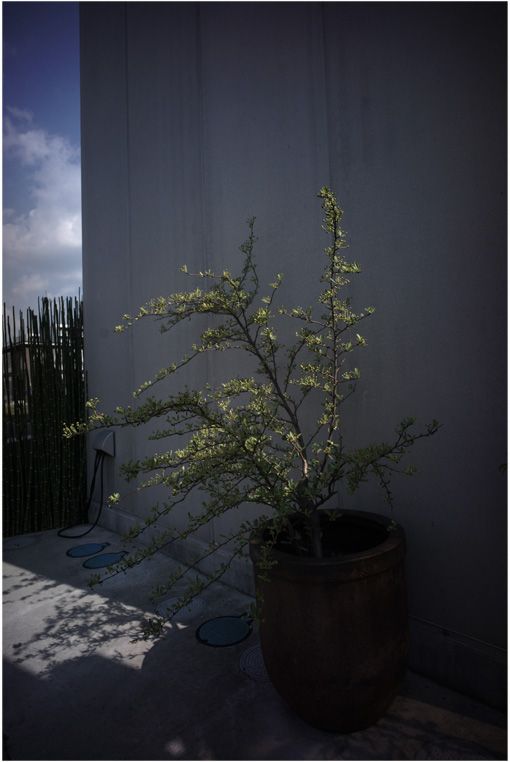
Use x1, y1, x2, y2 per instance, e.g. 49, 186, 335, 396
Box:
80, 2, 507, 707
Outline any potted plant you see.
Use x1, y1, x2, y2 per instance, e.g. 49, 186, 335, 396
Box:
66, 188, 439, 732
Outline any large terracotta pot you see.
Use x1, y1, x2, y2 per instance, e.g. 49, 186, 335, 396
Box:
249, 509, 409, 732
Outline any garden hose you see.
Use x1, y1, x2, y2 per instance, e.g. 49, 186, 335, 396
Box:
57, 449, 106, 538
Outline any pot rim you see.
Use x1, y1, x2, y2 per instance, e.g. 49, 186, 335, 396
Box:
249, 508, 406, 577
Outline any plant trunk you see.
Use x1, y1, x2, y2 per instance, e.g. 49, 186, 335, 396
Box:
308, 507, 323, 558
296, 476, 323, 558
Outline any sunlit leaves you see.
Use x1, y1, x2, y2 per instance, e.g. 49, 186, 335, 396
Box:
67, 188, 440, 637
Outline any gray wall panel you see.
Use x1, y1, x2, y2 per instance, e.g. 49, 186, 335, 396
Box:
80, 2, 506, 704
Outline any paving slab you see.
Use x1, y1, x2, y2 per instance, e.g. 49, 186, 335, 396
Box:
2, 527, 507, 761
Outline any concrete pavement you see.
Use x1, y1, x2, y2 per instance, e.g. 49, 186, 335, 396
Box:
3, 527, 507, 760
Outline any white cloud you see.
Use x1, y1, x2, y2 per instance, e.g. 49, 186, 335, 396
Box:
2, 109, 82, 312
5, 106, 32, 123
12, 272, 50, 300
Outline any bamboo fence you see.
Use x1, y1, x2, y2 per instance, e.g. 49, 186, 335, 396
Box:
3, 297, 87, 536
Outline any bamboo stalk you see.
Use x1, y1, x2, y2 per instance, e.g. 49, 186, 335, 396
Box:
2, 296, 86, 536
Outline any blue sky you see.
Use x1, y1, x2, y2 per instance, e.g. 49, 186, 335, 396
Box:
3, 1, 81, 314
